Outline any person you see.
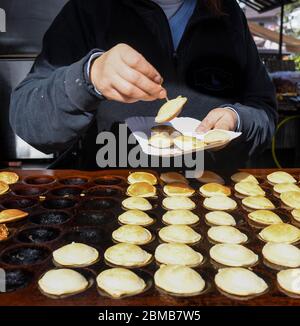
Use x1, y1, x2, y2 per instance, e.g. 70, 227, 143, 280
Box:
9, 0, 277, 169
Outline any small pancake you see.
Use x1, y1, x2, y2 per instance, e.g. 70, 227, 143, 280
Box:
96, 268, 146, 298
210, 244, 258, 267
173, 135, 205, 151
163, 182, 195, 197
159, 225, 201, 244
292, 209, 300, 222
162, 196, 196, 210
262, 243, 300, 268
215, 268, 268, 297
0, 224, 9, 242
104, 243, 152, 267
148, 133, 173, 149
155, 243, 203, 267
259, 223, 300, 244
200, 183, 231, 197
273, 183, 300, 194
160, 172, 188, 184
0, 209, 28, 223
127, 182, 156, 198
231, 172, 259, 184
248, 210, 282, 226
0, 171, 19, 185
38, 269, 88, 296
197, 170, 225, 185
205, 211, 236, 226
234, 182, 265, 197
242, 196, 275, 210
53, 242, 99, 267
280, 191, 300, 209
118, 210, 154, 226
267, 171, 296, 184
203, 129, 230, 145
0, 181, 9, 195
151, 125, 178, 135
277, 269, 300, 295
154, 265, 205, 295
127, 172, 157, 185
122, 197, 152, 211
112, 225, 152, 245
203, 195, 237, 211
162, 210, 199, 225
155, 96, 187, 123
208, 226, 248, 244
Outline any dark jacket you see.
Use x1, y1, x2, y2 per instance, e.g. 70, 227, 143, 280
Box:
9, 0, 277, 168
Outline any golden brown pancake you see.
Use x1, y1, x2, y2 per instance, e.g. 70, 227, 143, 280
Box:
208, 226, 248, 244
148, 133, 173, 149
151, 125, 178, 135
203, 196, 237, 211
262, 243, 300, 268
122, 197, 152, 211
154, 265, 205, 295
215, 268, 268, 296
292, 209, 300, 222
273, 183, 300, 194
0, 172, 19, 185
127, 182, 156, 198
0, 181, 9, 195
248, 210, 282, 225
104, 243, 152, 267
162, 209, 199, 225
231, 172, 259, 184
160, 172, 188, 184
162, 196, 196, 210
259, 223, 300, 244
163, 182, 195, 197
112, 225, 152, 245
267, 171, 296, 184
205, 211, 236, 226
97, 268, 146, 298
0, 209, 28, 223
155, 243, 203, 267
200, 183, 231, 197
242, 196, 275, 210
197, 170, 225, 184
155, 96, 187, 123
280, 191, 300, 209
173, 135, 205, 151
127, 172, 157, 185
203, 130, 230, 144
277, 269, 300, 295
159, 225, 201, 244
118, 210, 154, 226
234, 182, 265, 197
0, 224, 9, 241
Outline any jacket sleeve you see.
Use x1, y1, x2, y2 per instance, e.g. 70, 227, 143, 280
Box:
9, 0, 104, 154
226, 11, 278, 157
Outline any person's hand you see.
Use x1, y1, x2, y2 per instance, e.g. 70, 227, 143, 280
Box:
196, 108, 238, 133
90, 43, 167, 103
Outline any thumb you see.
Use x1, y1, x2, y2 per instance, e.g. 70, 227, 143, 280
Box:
196, 113, 218, 134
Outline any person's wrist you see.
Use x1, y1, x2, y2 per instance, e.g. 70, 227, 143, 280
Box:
221, 106, 240, 131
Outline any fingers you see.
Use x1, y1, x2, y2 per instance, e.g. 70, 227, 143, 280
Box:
196, 111, 221, 133
214, 119, 231, 131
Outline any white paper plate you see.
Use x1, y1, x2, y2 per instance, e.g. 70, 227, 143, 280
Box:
125, 116, 242, 157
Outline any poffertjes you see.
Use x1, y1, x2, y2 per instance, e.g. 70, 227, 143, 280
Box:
118, 210, 154, 226
159, 225, 201, 244
122, 197, 152, 211
160, 172, 188, 184
231, 172, 259, 184
127, 172, 157, 185
248, 210, 283, 225
0, 181, 9, 195
242, 196, 275, 210
0, 171, 19, 184
203, 130, 230, 144
127, 182, 156, 198
259, 223, 300, 244
205, 211, 236, 226
112, 225, 152, 245
0, 209, 28, 223
208, 226, 248, 244
267, 171, 296, 184
277, 269, 300, 295
234, 182, 265, 197
200, 183, 231, 197
173, 135, 205, 151
162, 196, 196, 210
163, 182, 195, 197
155, 96, 187, 123
280, 191, 300, 209
203, 196, 237, 211
197, 171, 225, 184
162, 210, 199, 225
262, 243, 300, 268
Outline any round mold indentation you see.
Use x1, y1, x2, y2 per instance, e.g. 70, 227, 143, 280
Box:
1, 198, 38, 210
11, 186, 48, 197
1, 245, 51, 266
24, 175, 55, 185
85, 186, 122, 197
30, 211, 71, 225
94, 176, 123, 186
42, 198, 77, 210
50, 186, 83, 197
75, 210, 115, 226
59, 177, 89, 186
64, 227, 108, 245
1, 268, 34, 293
80, 198, 117, 210
17, 227, 61, 244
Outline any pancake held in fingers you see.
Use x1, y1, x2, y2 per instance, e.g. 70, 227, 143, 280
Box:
154, 265, 205, 296
122, 197, 152, 211
259, 223, 300, 244
0, 209, 28, 223
127, 172, 157, 185
205, 211, 236, 226
234, 182, 265, 197
262, 243, 300, 268
163, 182, 195, 197
97, 268, 146, 298
231, 172, 259, 184
267, 171, 297, 184
208, 226, 248, 244
112, 225, 152, 245
162, 196, 196, 210
118, 210, 154, 226
162, 210, 199, 225
248, 210, 283, 226
280, 191, 300, 209
0, 172, 19, 185
200, 183, 231, 197
203, 196, 237, 211
155, 96, 187, 123
127, 182, 156, 198
242, 196, 275, 210
160, 172, 188, 184
159, 225, 201, 244
197, 170, 225, 185
277, 269, 300, 295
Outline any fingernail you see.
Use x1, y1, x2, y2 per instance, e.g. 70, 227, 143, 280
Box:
154, 75, 162, 84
